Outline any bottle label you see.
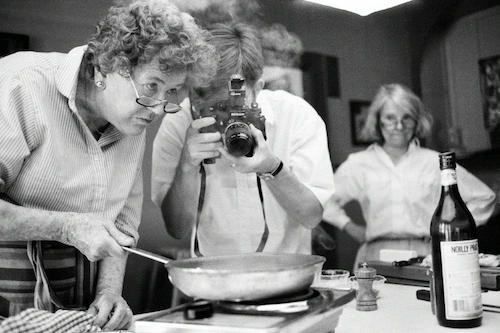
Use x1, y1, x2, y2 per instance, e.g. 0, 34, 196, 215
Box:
440, 239, 482, 320
440, 169, 457, 186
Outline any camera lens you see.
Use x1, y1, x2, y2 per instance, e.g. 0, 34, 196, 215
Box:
224, 122, 254, 157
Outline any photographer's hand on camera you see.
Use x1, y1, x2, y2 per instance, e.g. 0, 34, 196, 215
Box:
218, 124, 279, 175
181, 117, 223, 169
217, 123, 322, 228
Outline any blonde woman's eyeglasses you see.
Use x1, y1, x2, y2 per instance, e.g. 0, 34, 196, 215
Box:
380, 114, 416, 129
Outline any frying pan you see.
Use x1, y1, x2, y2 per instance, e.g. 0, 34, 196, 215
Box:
123, 247, 325, 301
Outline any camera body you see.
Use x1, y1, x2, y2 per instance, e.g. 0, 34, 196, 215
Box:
197, 74, 266, 162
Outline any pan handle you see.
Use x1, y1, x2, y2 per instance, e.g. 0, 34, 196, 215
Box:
122, 246, 172, 265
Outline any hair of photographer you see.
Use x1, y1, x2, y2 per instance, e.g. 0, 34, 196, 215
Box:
202, 23, 265, 99
188, 23, 271, 256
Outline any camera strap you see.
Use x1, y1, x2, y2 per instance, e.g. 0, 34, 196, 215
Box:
193, 164, 269, 257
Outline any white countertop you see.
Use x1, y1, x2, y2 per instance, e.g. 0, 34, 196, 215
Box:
336, 284, 500, 333
132, 284, 499, 333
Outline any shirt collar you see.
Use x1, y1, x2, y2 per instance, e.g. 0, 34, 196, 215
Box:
256, 90, 275, 125
372, 138, 420, 158
55, 46, 124, 144
55, 45, 87, 113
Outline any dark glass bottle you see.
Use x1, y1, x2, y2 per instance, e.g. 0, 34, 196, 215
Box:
430, 152, 482, 328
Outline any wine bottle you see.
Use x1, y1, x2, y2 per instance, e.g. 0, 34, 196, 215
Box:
430, 152, 482, 328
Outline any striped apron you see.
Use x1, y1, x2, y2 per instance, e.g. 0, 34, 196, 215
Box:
0, 241, 96, 317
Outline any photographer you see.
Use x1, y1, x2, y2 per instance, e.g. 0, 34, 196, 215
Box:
151, 22, 334, 256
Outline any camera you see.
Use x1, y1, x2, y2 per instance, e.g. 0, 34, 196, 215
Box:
194, 74, 266, 163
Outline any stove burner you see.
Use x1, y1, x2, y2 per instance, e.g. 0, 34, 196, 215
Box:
221, 288, 317, 305
215, 288, 332, 315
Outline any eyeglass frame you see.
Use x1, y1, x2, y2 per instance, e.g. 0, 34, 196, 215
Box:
379, 114, 417, 130
127, 75, 182, 114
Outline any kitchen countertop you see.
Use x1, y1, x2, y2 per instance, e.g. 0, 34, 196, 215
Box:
335, 283, 500, 333
131, 284, 499, 332
132, 289, 354, 332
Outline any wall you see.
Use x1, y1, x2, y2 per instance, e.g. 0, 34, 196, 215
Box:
0, 0, 110, 52
422, 5, 500, 154
258, 0, 415, 166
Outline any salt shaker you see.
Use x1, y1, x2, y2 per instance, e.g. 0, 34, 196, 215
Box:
355, 262, 377, 311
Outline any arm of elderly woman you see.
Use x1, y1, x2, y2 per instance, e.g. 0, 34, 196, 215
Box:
0, 200, 134, 259
86, 162, 144, 330
0, 199, 135, 329
87, 256, 132, 330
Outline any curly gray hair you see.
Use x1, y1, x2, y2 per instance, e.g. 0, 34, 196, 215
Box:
84, 0, 217, 87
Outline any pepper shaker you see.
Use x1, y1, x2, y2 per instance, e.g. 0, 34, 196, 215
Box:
355, 262, 377, 311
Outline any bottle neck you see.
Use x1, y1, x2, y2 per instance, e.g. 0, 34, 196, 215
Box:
440, 168, 457, 188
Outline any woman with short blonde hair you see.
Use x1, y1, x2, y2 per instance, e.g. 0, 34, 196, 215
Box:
323, 83, 495, 270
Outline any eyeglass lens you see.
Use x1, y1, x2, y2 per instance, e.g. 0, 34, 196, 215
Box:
381, 115, 416, 129
136, 96, 181, 113
129, 76, 181, 113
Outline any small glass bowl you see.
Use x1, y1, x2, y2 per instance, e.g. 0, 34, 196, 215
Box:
349, 274, 387, 292
312, 269, 350, 290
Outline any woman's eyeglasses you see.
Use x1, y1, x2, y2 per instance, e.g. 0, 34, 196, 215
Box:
380, 114, 416, 129
128, 76, 181, 113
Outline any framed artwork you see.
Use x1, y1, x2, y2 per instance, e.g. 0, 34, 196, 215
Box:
479, 55, 500, 147
350, 100, 371, 145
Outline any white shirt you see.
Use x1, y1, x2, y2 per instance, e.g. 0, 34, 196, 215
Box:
152, 89, 335, 255
323, 142, 496, 241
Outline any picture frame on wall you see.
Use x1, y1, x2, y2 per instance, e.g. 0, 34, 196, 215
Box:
350, 100, 372, 145
478, 55, 500, 148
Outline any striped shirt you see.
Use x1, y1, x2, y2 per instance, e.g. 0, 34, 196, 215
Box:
0, 46, 145, 314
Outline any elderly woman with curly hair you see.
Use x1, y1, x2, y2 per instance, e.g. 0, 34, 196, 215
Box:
322, 83, 495, 269
0, 0, 216, 329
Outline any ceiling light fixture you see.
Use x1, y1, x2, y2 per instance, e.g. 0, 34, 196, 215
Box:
304, 0, 413, 16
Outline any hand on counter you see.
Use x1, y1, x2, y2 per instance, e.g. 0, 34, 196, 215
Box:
87, 291, 133, 330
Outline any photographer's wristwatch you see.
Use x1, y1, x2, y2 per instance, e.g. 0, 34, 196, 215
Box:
257, 160, 284, 180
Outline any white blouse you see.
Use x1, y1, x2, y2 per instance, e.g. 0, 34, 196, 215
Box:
323, 142, 496, 241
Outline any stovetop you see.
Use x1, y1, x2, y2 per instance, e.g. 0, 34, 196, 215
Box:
134, 288, 355, 333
